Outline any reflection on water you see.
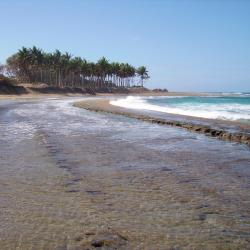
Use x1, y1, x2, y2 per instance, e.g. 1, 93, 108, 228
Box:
0, 97, 250, 249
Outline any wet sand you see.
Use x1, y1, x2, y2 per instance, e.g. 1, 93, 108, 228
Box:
1, 97, 250, 249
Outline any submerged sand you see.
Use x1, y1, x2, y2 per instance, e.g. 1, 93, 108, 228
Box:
1, 97, 250, 249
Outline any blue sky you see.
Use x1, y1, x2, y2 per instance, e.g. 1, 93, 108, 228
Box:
1, 0, 250, 92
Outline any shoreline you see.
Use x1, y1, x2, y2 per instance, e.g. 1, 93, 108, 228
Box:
0, 81, 210, 100
74, 99, 250, 147
0, 90, 208, 100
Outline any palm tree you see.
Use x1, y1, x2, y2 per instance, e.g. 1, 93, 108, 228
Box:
110, 62, 120, 86
5, 46, 149, 89
87, 62, 97, 89
16, 47, 32, 81
96, 57, 110, 87
60, 52, 72, 87
137, 66, 149, 87
29, 46, 44, 83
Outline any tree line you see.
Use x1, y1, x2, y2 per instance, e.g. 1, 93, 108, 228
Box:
5, 46, 149, 89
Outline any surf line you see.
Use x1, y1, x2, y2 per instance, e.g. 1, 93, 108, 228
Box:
74, 100, 250, 147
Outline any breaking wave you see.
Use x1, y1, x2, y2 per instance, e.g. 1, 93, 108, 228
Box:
110, 95, 250, 122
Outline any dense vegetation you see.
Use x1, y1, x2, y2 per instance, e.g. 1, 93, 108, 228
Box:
5, 46, 149, 89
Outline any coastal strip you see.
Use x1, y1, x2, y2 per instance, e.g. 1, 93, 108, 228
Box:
74, 99, 250, 147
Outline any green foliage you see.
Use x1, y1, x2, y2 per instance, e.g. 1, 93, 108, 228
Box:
6, 46, 150, 88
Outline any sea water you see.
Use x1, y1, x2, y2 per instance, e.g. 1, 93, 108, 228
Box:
110, 93, 250, 123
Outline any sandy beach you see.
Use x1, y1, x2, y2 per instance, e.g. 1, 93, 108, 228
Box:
0, 86, 210, 100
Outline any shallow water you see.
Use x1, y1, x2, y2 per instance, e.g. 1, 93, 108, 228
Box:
0, 97, 250, 249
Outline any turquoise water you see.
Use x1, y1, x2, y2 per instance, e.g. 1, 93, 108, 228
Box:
110, 93, 250, 123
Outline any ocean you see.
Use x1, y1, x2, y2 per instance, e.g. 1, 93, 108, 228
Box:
110, 93, 250, 123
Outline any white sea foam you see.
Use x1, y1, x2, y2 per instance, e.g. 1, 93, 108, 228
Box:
110, 96, 250, 121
